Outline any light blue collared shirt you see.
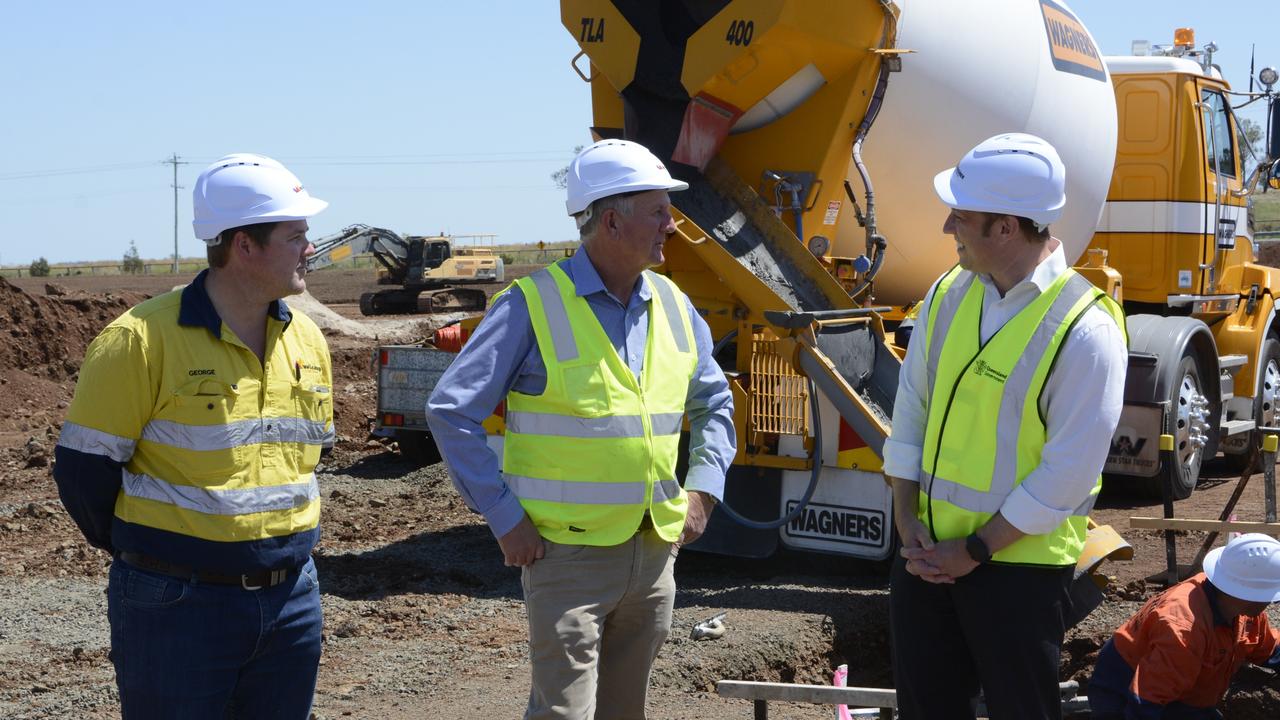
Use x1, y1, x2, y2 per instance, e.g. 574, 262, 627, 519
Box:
426, 247, 736, 539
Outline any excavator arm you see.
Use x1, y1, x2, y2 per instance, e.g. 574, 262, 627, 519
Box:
307, 224, 412, 283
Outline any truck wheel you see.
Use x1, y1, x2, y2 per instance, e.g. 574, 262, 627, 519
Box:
397, 431, 441, 467
1146, 353, 1213, 499
1224, 338, 1280, 473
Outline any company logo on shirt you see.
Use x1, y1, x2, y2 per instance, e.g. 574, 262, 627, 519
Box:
188, 368, 216, 376
971, 359, 1008, 383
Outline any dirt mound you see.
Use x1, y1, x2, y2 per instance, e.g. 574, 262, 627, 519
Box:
0, 278, 150, 449
288, 290, 467, 343
0, 277, 145, 382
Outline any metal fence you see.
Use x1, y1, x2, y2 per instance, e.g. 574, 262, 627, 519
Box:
0, 260, 208, 278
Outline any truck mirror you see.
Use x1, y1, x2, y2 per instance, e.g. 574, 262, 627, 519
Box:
1270, 164, 1280, 190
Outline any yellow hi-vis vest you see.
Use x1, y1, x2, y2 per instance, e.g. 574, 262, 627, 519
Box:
920, 266, 1125, 566
503, 261, 698, 546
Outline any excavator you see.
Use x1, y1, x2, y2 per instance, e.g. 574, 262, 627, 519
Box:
307, 223, 504, 315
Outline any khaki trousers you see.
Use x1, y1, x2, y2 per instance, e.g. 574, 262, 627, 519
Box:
521, 528, 677, 720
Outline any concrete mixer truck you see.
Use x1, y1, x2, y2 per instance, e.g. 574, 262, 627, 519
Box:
375, 1, 1280, 576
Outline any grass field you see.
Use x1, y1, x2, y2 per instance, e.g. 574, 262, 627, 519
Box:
1255, 190, 1280, 233
0, 239, 577, 279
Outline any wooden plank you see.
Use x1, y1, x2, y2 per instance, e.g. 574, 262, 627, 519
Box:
1130, 517, 1280, 534
716, 680, 898, 708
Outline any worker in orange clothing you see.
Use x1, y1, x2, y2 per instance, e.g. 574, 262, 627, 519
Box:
1087, 533, 1280, 719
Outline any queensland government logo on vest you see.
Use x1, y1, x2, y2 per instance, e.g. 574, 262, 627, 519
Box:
971, 359, 1008, 383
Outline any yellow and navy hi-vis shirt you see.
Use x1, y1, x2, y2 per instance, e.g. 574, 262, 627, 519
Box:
53, 269, 334, 574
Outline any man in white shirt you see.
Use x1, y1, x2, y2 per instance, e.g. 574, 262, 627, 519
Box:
881, 133, 1127, 720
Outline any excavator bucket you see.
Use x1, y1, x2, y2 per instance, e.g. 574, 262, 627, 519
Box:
1066, 519, 1134, 627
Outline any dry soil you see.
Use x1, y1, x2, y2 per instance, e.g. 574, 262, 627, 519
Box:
0, 268, 1276, 719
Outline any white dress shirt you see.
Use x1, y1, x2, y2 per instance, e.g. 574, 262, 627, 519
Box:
881, 243, 1127, 535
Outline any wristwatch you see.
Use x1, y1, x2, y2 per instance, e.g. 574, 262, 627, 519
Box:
965, 533, 992, 563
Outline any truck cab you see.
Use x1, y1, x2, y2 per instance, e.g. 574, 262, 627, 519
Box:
1093, 43, 1280, 497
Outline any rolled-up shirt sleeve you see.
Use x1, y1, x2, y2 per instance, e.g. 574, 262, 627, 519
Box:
883, 282, 942, 483
681, 297, 735, 500
999, 308, 1127, 534
426, 291, 533, 539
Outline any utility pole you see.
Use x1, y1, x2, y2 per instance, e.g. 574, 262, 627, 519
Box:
165, 153, 189, 274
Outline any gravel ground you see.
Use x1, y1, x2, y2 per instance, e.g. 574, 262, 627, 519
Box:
2, 270, 1278, 718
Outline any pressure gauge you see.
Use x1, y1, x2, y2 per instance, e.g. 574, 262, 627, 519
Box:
807, 235, 831, 257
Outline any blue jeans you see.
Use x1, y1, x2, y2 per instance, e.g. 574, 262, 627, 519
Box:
107, 555, 323, 719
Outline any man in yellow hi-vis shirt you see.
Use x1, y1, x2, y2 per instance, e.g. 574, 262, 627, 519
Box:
54, 154, 334, 719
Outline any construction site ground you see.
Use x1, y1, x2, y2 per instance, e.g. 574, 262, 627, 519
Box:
1, 267, 1277, 719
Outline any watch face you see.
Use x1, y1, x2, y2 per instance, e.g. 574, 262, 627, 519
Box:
966, 534, 990, 562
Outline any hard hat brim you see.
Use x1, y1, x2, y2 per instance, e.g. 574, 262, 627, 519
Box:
253, 195, 330, 223
932, 167, 964, 211
195, 195, 329, 241
566, 178, 689, 216
1204, 544, 1280, 603
932, 167, 1065, 226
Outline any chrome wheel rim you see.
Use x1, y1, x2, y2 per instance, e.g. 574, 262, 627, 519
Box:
1261, 358, 1280, 430
1175, 370, 1210, 479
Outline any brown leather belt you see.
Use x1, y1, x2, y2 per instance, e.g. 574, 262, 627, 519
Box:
118, 551, 296, 590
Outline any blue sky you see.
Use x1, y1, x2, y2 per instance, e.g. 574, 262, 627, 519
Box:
1, 1, 1276, 266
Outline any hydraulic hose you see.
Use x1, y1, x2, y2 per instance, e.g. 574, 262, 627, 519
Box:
841, 34, 895, 301
711, 328, 739, 361
715, 378, 824, 530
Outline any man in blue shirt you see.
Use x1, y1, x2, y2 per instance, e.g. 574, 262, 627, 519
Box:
426, 139, 735, 719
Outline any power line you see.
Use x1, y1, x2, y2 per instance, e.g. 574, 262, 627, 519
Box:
282, 150, 570, 160
0, 152, 574, 182
278, 157, 571, 167
0, 161, 156, 182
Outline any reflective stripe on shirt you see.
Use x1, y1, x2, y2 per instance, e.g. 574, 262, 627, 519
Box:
57, 421, 136, 463
142, 416, 333, 451
122, 468, 319, 517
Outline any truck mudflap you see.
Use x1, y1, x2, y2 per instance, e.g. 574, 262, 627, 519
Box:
1105, 400, 1164, 477
772, 392, 895, 561
778, 468, 893, 560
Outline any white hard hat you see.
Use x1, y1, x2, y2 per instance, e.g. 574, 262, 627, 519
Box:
192, 153, 328, 243
1203, 533, 1280, 603
565, 139, 688, 224
933, 133, 1066, 230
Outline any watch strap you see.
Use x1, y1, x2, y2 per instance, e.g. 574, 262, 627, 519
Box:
965, 533, 992, 563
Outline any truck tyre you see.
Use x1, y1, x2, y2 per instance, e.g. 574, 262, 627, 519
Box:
1223, 337, 1280, 473
1146, 352, 1213, 499
396, 430, 442, 467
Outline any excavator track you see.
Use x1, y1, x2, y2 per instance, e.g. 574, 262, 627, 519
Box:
359, 287, 487, 316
